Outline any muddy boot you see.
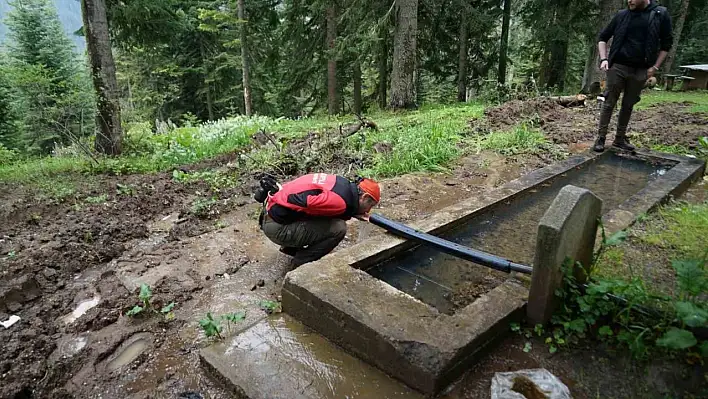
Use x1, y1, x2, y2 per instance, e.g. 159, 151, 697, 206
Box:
279, 246, 298, 257
612, 136, 636, 152
593, 136, 606, 153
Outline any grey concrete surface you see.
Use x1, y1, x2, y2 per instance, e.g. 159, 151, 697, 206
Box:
527, 185, 602, 325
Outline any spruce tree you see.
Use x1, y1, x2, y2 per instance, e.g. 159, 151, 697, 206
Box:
6, 0, 94, 154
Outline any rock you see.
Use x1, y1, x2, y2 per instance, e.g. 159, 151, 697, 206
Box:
257, 279, 265, 287
179, 392, 203, 399
6, 302, 21, 313
491, 368, 570, 399
528, 185, 601, 325
42, 268, 57, 279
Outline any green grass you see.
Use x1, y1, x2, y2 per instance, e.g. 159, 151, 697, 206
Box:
0, 103, 486, 185
636, 90, 708, 112
595, 201, 708, 291
478, 123, 547, 154
641, 202, 708, 260
359, 103, 485, 177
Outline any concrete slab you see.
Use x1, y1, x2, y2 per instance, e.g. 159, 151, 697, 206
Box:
200, 314, 423, 399
528, 185, 602, 324
282, 150, 705, 395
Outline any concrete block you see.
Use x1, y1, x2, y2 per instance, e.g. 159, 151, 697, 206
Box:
199, 314, 422, 399
527, 185, 602, 325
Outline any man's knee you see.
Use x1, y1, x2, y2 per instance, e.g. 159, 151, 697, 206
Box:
331, 219, 347, 240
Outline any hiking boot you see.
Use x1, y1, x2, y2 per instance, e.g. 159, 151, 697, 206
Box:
279, 246, 298, 257
593, 136, 606, 152
612, 136, 636, 152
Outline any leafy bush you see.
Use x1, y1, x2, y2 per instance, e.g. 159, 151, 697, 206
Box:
537, 252, 708, 360
0, 144, 18, 165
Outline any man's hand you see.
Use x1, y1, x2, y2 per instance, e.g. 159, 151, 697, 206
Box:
600, 60, 609, 71
354, 213, 370, 222
647, 66, 658, 79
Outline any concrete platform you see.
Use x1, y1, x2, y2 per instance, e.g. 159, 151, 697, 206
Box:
200, 314, 423, 399
282, 150, 705, 395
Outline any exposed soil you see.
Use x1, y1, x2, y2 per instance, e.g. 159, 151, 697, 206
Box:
479, 97, 708, 153
0, 99, 705, 398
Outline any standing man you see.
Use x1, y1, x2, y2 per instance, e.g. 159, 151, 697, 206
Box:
259, 173, 380, 269
594, 0, 673, 152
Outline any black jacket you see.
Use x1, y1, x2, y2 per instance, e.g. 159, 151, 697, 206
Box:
599, 1, 673, 68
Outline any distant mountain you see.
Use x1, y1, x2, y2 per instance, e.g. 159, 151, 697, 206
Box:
0, 0, 86, 52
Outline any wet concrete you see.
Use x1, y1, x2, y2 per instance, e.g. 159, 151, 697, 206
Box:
200, 314, 423, 399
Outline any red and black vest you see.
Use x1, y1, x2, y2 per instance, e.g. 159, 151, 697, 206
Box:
266, 173, 360, 224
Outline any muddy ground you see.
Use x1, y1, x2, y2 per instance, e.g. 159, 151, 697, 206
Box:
0, 97, 706, 399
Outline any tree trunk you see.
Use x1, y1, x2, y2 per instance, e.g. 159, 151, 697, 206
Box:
498, 0, 511, 85
663, 0, 690, 75
326, 5, 338, 115
353, 61, 362, 114
546, 38, 569, 91
389, 0, 418, 109
542, 5, 570, 91
81, 0, 122, 155
238, 0, 252, 116
457, 17, 468, 102
378, 28, 388, 109
199, 42, 215, 121
581, 0, 623, 94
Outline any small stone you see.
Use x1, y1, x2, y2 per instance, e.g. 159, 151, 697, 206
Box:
6, 302, 21, 313
42, 268, 57, 279
205, 276, 211, 281
257, 279, 265, 287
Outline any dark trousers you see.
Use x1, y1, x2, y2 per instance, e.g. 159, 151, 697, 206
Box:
262, 215, 347, 267
598, 64, 648, 139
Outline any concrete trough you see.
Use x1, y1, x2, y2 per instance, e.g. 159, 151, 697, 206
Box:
282, 150, 705, 395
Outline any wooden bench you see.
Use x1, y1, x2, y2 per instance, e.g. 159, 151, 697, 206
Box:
664, 74, 695, 91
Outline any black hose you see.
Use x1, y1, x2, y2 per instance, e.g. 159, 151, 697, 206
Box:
368, 213, 533, 275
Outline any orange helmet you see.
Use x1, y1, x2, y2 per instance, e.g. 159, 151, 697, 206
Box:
357, 178, 381, 203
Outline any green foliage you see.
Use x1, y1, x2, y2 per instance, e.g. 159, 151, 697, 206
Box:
199, 312, 223, 339
198, 310, 246, 339
126, 283, 154, 317
161, 302, 176, 321
478, 124, 547, 155
641, 202, 708, 260
259, 300, 281, 314
673, 258, 708, 299
126, 305, 144, 317
0, 144, 18, 165
85, 194, 108, 204
1, 0, 95, 155
636, 91, 708, 113
190, 196, 219, 218
656, 328, 698, 350
359, 104, 485, 177
139, 283, 153, 308
544, 251, 708, 360
172, 169, 239, 193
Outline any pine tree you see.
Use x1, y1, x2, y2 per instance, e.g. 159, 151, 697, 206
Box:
6, 0, 94, 154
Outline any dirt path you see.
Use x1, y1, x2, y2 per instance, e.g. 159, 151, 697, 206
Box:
0, 99, 705, 398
